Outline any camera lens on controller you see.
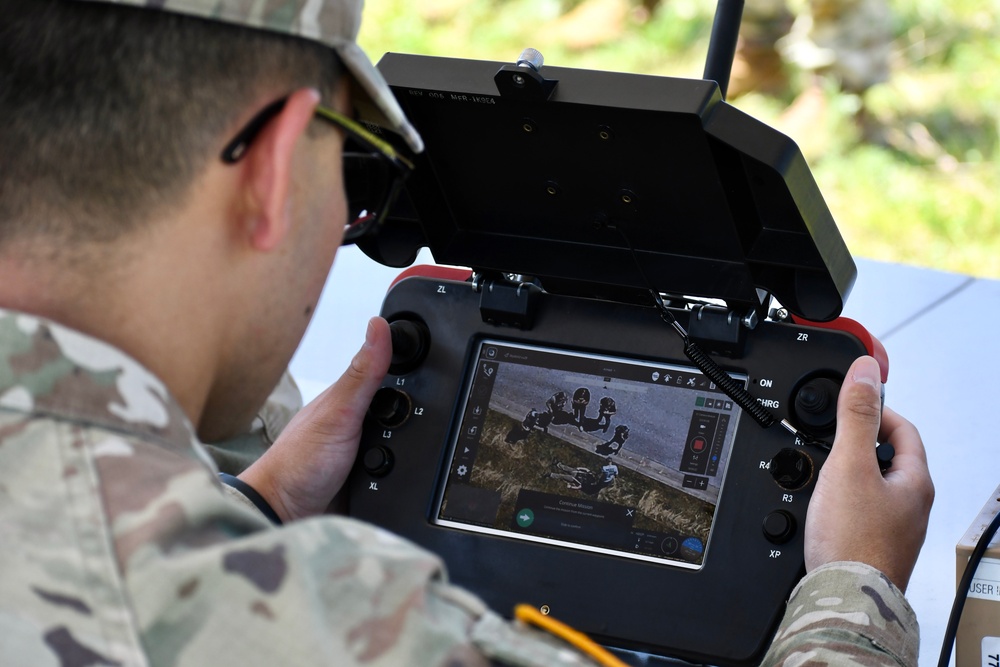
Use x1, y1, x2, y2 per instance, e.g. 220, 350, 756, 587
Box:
792, 376, 841, 435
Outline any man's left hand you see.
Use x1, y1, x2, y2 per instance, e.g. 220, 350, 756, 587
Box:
240, 317, 392, 522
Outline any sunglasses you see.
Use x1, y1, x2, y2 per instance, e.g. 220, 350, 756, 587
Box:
221, 97, 414, 246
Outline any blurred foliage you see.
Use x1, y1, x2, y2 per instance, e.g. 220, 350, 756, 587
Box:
358, 0, 1000, 278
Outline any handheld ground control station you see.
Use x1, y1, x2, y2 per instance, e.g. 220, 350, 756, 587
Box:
345, 30, 889, 666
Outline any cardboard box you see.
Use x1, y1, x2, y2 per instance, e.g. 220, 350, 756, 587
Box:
957, 485, 1000, 667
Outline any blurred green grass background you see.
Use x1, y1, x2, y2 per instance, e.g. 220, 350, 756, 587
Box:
357, 0, 999, 278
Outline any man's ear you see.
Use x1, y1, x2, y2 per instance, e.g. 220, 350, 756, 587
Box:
240, 88, 321, 251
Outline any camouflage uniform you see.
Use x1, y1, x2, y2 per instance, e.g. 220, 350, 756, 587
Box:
0, 309, 919, 666
0, 309, 599, 666
761, 562, 920, 665
202, 371, 302, 475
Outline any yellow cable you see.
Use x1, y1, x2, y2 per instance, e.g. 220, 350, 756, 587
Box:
514, 604, 630, 667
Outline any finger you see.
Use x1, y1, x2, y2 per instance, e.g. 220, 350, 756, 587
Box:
878, 406, 926, 460
877, 406, 929, 483
313, 317, 392, 428
829, 356, 883, 470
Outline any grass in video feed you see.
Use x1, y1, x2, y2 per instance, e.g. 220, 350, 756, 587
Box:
468, 409, 715, 544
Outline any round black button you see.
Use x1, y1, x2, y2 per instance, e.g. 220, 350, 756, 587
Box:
362, 447, 393, 477
876, 442, 895, 472
369, 387, 412, 429
769, 447, 815, 491
762, 510, 796, 544
388, 319, 430, 375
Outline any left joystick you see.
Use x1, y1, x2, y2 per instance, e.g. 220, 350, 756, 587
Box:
388, 318, 430, 375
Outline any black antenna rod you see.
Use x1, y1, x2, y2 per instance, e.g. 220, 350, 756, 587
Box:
703, 0, 746, 99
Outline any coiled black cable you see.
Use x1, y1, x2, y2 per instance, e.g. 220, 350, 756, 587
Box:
682, 338, 775, 428
617, 223, 780, 430
648, 290, 776, 429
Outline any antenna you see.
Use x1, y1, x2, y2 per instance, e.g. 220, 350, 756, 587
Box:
702, 0, 746, 99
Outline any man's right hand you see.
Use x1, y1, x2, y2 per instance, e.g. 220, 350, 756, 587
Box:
804, 355, 934, 593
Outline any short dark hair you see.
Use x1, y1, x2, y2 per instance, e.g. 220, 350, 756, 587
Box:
0, 0, 341, 247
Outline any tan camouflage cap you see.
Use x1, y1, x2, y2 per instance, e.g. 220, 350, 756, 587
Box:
71, 0, 423, 152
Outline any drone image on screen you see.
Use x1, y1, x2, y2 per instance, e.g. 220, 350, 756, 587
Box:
436, 341, 744, 568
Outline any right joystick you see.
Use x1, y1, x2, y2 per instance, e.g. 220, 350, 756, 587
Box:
792, 377, 840, 435
769, 447, 815, 491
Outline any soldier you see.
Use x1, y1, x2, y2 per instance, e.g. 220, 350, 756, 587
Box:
572, 386, 591, 429
544, 390, 574, 429
546, 389, 570, 415
505, 408, 540, 444
597, 396, 617, 432
545, 458, 618, 496
596, 424, 630, 455
0, 2, 933, 666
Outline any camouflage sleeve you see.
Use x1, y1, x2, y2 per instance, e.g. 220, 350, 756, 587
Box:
760, 562, 920, 666
0, 312, 599, 666
104, 438, 599, 666
201, 370, 303, 475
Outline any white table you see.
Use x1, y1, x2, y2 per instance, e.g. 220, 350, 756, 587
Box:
291, 247, 996, 665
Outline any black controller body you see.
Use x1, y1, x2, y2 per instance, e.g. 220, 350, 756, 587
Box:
347, 268, 874, 666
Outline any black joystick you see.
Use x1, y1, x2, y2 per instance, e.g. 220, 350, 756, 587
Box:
769, 448, 814, 491
369, 387, 412, 429
388, 318, 430, 376
793, 377, 840, 435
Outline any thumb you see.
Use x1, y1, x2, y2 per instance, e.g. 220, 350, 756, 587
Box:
241, 318, 393, 521
829, 355, 883, 470
323, 316, 392, 425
